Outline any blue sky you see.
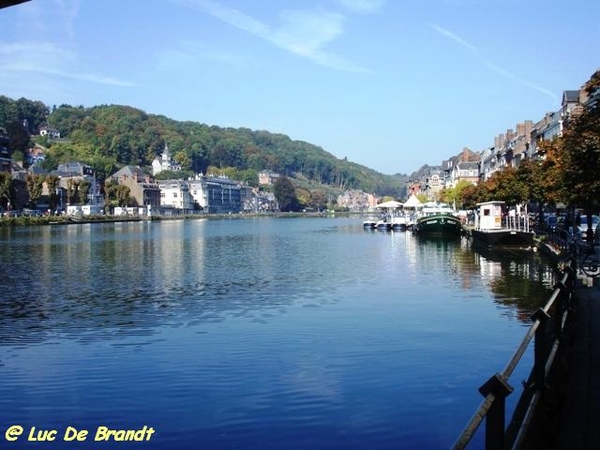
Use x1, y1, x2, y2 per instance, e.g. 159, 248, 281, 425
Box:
1, 0, 599, 175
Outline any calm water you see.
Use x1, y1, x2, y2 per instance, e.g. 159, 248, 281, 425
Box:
0, 217, 557, 449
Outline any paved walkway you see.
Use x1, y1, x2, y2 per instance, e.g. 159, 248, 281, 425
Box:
555, 248, 600, 449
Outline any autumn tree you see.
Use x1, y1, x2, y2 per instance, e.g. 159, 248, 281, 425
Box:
558, 69, 600, 241
560, 71, 600, 210
484, 166, 528, 205
273, 176, 301, 212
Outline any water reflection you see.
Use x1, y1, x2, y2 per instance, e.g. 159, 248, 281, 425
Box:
0, 221, 558, 347
0, 218, 560, 449
468, 242, 557, 322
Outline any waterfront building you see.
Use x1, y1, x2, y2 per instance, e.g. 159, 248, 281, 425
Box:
529, 111, 562, 160
52, 161, 104, 208
110, 165, 161, 208
336, 189, 377, 212
157, 179, 194, 211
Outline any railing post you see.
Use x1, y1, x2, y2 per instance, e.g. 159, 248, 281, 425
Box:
531, 308, 551, 393
553, 281, 568, 339
478, 373, 513, 450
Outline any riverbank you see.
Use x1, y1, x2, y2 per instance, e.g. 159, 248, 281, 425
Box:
0, 211, 345, 227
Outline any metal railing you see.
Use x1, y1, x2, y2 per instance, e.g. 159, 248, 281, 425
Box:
452, 259, 577, 449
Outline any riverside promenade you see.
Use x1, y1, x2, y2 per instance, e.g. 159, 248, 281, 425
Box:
554, 253, 600, 449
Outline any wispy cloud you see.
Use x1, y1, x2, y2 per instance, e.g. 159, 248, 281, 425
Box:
3, 0, 133, 97
15, 0, 80, 40
175, 0, 373, 73
484, 61, 558, 101
0, 42, 134, 87
427, 22, 557, 101
428, 23, 478, 52
156, 39, 254, 71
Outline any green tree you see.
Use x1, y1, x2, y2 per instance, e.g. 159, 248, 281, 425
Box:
25, 173, 45, 208
484, 166, 528, 205
78, 179, 91, 205
309, 190, 327, 210
66, 179, 79, 206
115, 184, 132, 207
0, 172, 12, 211
239, 168, 259, 187
44, 174, 60, 211
440, 180, 475, 208
273, 176, 301, 212
5, 120, 31, 155
173, 150, 192, 171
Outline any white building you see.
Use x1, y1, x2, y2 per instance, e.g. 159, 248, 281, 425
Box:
152, 143, 181, 176
157, 179, 194, 210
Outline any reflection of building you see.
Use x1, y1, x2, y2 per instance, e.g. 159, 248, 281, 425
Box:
152, 143, 181, 176
110, 165, 161, 207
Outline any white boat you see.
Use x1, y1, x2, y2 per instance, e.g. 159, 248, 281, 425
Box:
362, 215, 378, 229
376, 216, 392, 231
374, 200, 403, 231
390, 213, 408, 231
471, 201, 534, 248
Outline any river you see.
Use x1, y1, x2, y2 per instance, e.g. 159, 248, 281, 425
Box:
0, 216, 557, 449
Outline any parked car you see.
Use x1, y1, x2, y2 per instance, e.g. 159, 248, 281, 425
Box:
578, 215, 600, 240
544, 215, 565, 232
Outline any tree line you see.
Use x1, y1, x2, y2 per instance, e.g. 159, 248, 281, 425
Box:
0, 98, 408, 201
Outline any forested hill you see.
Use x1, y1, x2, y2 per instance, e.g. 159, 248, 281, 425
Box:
0, 97, 408, 197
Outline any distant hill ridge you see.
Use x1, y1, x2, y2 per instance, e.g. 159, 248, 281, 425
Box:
0, 96, 408, 198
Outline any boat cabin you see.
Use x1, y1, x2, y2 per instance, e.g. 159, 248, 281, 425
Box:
476, 201, 505, 230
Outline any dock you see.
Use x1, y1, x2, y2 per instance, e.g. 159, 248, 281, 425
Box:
553, 268, 600, 448
512, 244, 600, 449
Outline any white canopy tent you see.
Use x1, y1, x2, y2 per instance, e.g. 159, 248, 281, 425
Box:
375, 200, 404, 209
403, 195, 422, 209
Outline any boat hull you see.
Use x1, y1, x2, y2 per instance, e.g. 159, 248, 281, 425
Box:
471, 229, 534, 248
415, 214, 463, 237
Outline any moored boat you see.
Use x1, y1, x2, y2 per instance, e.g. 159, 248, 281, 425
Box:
390, 213, 408, 231
413, 202, 463, 237
362, 215, 378, 229
376, 217, 392, 231
471, 201, 534, 248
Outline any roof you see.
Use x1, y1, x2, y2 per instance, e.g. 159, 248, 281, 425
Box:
112, 165, 147, 179
563, 90, 580, 103
457, 161, 479, 170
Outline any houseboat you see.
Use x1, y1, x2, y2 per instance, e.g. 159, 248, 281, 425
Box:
471, 201, 534, 248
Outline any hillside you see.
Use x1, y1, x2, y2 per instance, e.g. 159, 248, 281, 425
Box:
0, 97, 408, 198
